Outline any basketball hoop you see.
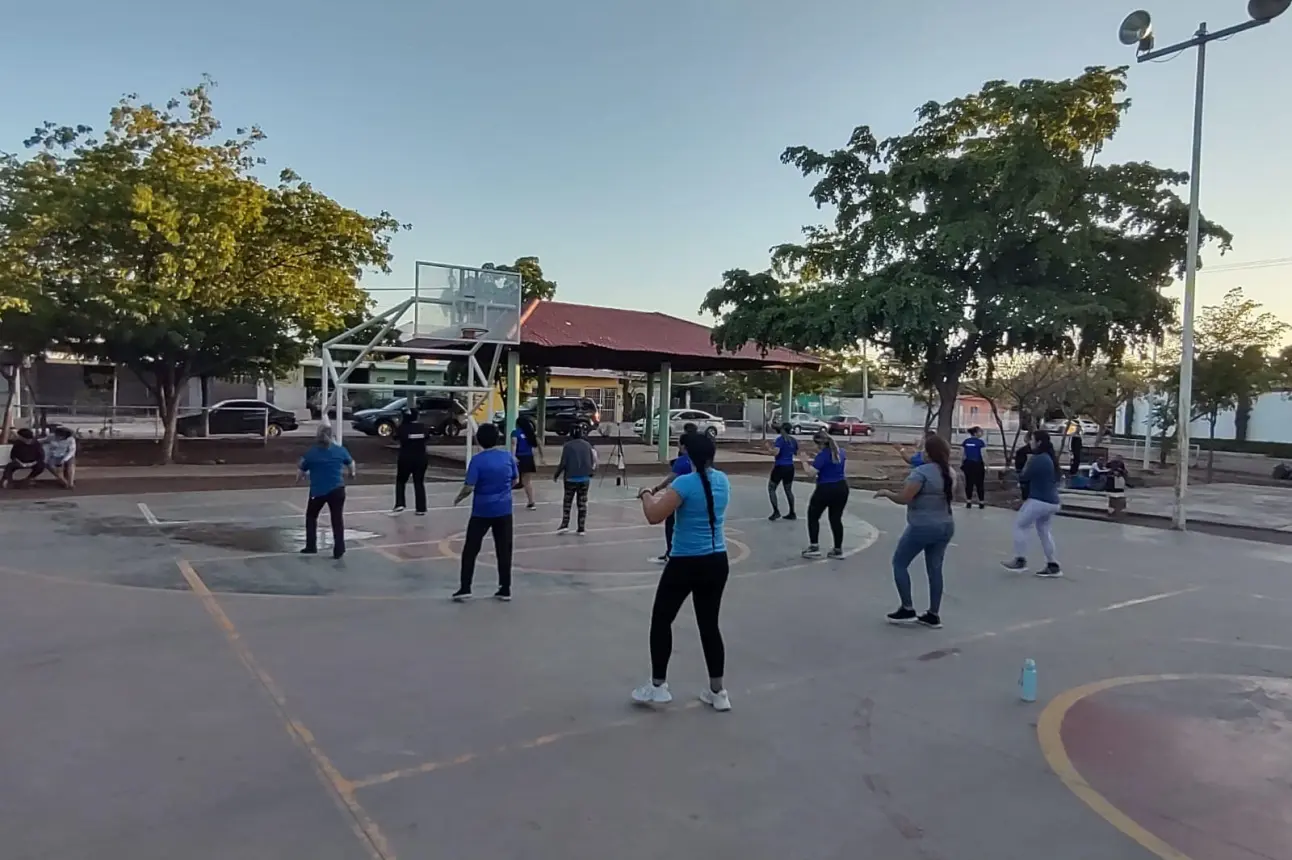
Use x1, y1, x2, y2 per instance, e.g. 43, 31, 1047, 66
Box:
460, 326, 488, 340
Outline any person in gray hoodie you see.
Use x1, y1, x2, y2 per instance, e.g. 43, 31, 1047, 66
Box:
553, 425, 598, 534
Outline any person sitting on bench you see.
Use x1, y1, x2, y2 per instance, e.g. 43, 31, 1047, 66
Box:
44, 426, 77, 489
2, 429, 46, 488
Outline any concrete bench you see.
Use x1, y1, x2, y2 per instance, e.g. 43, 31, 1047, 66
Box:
1059, 475, 1127, 516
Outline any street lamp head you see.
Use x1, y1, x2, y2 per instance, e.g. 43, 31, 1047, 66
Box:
1249, 0, 1291, 21
1119, 9, 1155, 51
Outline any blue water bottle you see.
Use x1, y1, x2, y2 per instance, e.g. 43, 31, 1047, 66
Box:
1019, 658, 1037, 703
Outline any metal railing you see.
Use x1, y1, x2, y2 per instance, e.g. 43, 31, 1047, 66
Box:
15, 404, 162, 439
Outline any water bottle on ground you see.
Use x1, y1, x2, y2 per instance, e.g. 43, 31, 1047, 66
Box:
1019, 658, 1037, 703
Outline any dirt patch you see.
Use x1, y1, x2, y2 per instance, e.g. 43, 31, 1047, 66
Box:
73, 435, 403, 467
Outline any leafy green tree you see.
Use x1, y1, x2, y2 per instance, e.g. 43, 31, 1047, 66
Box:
446, 257, 558, 392
1, 80, 403, 460
702, 67, 1232, 438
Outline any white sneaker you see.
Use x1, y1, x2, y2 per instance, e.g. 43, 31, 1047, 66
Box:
631, 682, 673, 705
699, 688, 732, 712
390, 506, 405, 515
652, 554, 670, 564
556, 525, 570, 533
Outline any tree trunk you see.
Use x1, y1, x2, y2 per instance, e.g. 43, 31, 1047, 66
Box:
986, 398, 1009, 463
159, 382, 181, 465
934, 377, 959, 438
1206, 417, 1217, 484
1235, 395, 1252, 441
1157, 424, 1169, 467
200, 375, 212, 437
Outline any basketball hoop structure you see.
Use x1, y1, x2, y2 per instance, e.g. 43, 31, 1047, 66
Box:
318, 262, 522, 469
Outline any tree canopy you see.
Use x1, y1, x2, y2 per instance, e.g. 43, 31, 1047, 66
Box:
701, 66, 1232, 437
0, 80, 404, 459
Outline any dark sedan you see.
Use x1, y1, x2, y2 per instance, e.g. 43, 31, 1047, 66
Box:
176, 400, 299, 437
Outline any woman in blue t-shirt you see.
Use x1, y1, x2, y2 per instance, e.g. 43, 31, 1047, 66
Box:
296, 423, 356, 559
766, 423, 799, 521
961, 426, 987, 509
801, 431, 849, 559
453, 423, 521, 601
634, 431, 732, 711
511, 416, 542, 511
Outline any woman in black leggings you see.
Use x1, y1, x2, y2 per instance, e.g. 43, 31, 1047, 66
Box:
633, 431, 733, 711
802, 431, 848, 559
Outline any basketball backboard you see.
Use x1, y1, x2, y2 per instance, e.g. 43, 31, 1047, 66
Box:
411, 261, 522, 345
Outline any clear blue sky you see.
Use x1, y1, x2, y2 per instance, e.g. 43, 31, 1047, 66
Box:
2, 0, 1288, 325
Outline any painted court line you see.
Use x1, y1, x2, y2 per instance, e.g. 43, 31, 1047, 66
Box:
137, 502, 160, 525
175, 560, 395, 860
1096, 588, 1200, 613
1182, 637, 1292, 652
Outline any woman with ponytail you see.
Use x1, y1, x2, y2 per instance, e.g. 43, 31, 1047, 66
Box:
801, 430, 849, 559
875, 434, 956, 628
634, 431, 733, 711
1002, 429, 1063, 577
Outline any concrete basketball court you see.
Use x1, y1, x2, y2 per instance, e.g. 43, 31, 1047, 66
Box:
1, 474, 1289, 860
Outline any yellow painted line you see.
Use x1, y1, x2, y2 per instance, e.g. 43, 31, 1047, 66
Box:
175, 560, 395, 860
1036, 673, 1290, 860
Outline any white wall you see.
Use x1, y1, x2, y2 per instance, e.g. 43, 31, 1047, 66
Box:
1119, 390, 1292, 444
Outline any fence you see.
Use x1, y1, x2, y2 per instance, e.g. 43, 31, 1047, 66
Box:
11, 404, 293, 442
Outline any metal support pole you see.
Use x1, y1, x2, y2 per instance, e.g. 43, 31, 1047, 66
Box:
1173, 23, 1208, 532
643, 372, 655, 446
505, 350, 520, 441
1143, 341, 1157, 471
536, 368, 548, 443
861, 341, 870, 420
780, 369, 794, 430
657, 362, 672, 463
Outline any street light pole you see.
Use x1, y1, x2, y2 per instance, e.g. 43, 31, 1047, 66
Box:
1118, 2, 1288, 531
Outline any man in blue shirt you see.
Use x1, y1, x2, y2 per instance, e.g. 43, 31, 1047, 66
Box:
297, 424, 355, 559
767, 422, 799, 521
453, 423, 519, 601
961, 426, 987, 509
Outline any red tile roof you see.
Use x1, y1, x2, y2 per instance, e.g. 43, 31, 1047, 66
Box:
518, 300, 820, 371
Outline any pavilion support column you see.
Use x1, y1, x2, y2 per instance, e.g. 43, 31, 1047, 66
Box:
657, 362, 672, 463
504, 350, 521, 440
780, 369, 794, 430
535, 367, 549, 443
643, 372, 655, 446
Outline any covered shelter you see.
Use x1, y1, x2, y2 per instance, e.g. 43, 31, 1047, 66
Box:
407, 299, 820, 462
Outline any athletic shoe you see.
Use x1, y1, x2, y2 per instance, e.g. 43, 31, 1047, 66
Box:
332, 549, 345, 560
965, 502, 973, 509
576, 529, 586, 536
451, 589, 472, 602
1035, 563, 1063, 578
977, 503, 986, 510
886, 607, 918, 624
299, 547, 318, 555
390, 506, 405, 515
784, 512, 797, 521
827, 547, 844, 559
917, 612, 943, 629
494, 588, 512, 602
653, 554, 669, 564
769, 512, 782, 522
1000, 558, 1027, 572
415, 510, 426, 516
631, 682, 673, 705
699, 688, 732, 712
802, 546, 823, 559
556, 525, 570, 533
526, 503, 536, 510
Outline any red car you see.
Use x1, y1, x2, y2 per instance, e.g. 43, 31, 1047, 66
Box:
826, 415, 872, 436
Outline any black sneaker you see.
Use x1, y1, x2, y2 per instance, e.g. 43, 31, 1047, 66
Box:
965, 502, 973, 509
415, 510, 426, 516
1035, 563, 1063, 578
1000, 557, 1027, 572
526, 503, 536, 510
917, 612, 942, 629
391, 506, 405, 515
977, 503, 986, 510
784, 512, 797, 521
451, 589, 472, 602
827, 547, 844, 559
332, 549, 345, 560
494, 589, 512, 602
886, 607, 918, 624
802, 546, 823, 559
653, 554, 669, 564
769, 511, 782, 522
300, 547, 317, 555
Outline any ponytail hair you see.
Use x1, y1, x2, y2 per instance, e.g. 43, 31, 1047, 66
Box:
1031, 430, 1060, 479
681, 431, 718, 549
923, 434, 954, 513
813, 430, 841, 464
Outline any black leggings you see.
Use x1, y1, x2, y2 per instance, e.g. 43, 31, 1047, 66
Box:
560, 480, 589, 530
768, 464, 795, 513
962, 460, 986, 502
460, 514, 514, 591
663, 514, 675, 556
807, 480, 849, 549
650, 552, 730, 680
304, 487, 346, 556
395, 457, 428, 512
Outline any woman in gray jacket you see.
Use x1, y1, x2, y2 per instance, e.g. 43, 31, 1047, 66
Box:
553, 425, 598, 534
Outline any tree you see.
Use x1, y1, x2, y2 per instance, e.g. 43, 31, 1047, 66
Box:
1, 80, 403, 460
702, 67, 1232, 438
963, 356, 1071, 460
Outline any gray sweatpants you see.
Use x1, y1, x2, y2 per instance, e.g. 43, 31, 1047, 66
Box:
1013, 499, 1061, 563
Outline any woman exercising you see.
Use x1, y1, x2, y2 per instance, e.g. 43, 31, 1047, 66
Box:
651, 422, 698, 563
802, 430, 848, 559
512, 415, 542, 510
766, 423, 798, 521
453, 423, 519, 601
633, 431, 732, 711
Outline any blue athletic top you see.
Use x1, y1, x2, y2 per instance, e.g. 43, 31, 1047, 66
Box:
466, 448, 519, 518
299, 444, 352, 497
813, 447, 846, 484
774, 436, 798, 466
671, 453, 693, 476
511, 427, 533, 457
962, 436, 985, 463
909, 451, 925, 467
669, 469, 729, 556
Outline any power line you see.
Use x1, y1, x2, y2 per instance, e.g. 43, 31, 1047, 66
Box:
1200, 256, 1292, 274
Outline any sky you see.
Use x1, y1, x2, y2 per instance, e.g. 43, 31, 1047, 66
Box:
2, 0, 1288, 329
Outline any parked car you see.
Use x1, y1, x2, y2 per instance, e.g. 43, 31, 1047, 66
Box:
826, 415, 872, 436
1041, 417, 1103, 437
307, 391, 355, 421
633, 408, 726, 439
785, 412, 828, 434
176, 400, 299, 437
493, 396, 601, 437
352, 396, 466, 438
